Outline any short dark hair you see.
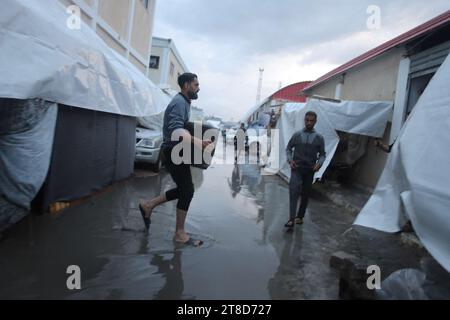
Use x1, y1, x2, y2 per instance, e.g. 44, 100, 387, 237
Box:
178, 73, 198, 89
305, 111, 317, 120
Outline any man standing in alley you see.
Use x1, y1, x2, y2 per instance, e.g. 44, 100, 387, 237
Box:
285, 111, 326, 228
234, 122, 248, 163
139, 73, 211, 246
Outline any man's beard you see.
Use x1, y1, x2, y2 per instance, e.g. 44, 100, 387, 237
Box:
188, 91, 198, 100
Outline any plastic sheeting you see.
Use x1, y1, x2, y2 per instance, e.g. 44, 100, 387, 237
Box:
263, 98, 393, 181
0, 0, 164, 117
39, 105, 136, 212
305, 99, 393, 138
263, 103, 340, 181
241, 98, 270, 123
137, 88, 177, 131
376, 257, 450, 299
0, 100, 58, 209
354, 53, 450, 273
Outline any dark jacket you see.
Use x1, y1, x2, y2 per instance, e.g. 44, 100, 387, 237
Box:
286, 128, 326, 170
162, 93, 191, 149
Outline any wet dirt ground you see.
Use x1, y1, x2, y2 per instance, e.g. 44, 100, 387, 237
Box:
0, 143, 437, 299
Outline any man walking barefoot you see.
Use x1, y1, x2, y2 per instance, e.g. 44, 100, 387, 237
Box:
139, 73, 211, 246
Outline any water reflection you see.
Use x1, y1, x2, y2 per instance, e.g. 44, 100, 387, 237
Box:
227, 164, 263, 199
268, 230, 295, 299
151, 249, 185, 300
227, 164, 242, 197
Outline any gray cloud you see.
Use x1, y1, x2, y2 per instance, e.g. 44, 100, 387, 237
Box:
157, 1, 448, 56
153, 0, 450, 120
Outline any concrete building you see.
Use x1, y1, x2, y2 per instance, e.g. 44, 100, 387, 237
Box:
59, 0, 156, 76
148, 37, 190, 91
303, 10, 450, 188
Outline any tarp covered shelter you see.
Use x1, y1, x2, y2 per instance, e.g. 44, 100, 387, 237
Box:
0, 0, 167, 224
263, 103, 340, 181
240, 98, 270, 124
355, 53, 450, 272
263, 99, 393, 181
0, 0, 165, 117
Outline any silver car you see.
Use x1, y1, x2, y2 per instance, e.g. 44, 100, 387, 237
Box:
135, 127, 163, 172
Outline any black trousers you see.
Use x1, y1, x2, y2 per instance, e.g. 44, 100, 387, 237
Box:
162, 147, 194, 211
289, 168, 314, 219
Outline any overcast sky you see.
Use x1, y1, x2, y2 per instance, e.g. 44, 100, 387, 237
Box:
153, 0, 450, 121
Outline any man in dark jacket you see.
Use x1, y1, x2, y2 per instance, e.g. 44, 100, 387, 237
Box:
285, 111, 325, 227
234, 123, 247, 163
139, 73, 211, 246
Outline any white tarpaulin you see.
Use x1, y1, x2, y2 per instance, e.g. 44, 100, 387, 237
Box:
263, 98, 393, 181
137, 88, 175, 131
306, 99, 393, 138
0, 100, 58, 209
0, 0, 164, 117
241, 98, 269, 123
354, 53, 450, 272
264, 103, 340, 181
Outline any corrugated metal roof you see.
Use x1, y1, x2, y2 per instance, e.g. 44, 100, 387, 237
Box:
270, 81, 311, 102
303, 10, 450, 92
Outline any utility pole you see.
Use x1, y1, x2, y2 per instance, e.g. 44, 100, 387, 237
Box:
256, 68, 264, 104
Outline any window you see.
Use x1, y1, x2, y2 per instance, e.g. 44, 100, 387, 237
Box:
407, 74, 433, 111
149, 55, 159, 69
169, 62, 175, 78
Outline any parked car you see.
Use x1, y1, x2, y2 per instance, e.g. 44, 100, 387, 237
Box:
135, 127, 163, 172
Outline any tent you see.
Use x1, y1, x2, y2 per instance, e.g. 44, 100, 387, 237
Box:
0, 0, 165, 117
263, 100, 393, 181
240, 98, 270, 123
0, 0, 169, 226
354, 53, 450, 272
263, 103, 339, 181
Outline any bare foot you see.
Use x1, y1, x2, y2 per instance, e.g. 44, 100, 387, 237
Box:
139, 200, 154, 219
173, 232, 203, 246
173, 231, 190, 243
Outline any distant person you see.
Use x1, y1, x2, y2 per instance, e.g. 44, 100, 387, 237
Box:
269, 109, 279, 129
139, 73, 211, 246
285, 111, 325, 228
221, 127, 227, 144
234, 123, 247, 163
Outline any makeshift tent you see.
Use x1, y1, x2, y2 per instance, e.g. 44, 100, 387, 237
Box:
263, 103, 340, 181
306, 99, 393, 138
0, 99, 57, 209
0, 0, 165, 117
310, 99, 393, 166
240, 98, 270, 123
37, 106, 137, 212
263, 99, 393, 182
354, 53, 450, 272
137, 88, 174, 132
0, 0, 168, 220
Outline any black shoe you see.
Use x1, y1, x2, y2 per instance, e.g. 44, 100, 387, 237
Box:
284, 219, 294, 228
139, 204, 151, 230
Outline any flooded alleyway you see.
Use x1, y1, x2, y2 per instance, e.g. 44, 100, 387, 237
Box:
0, 144, 382, 300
